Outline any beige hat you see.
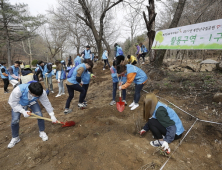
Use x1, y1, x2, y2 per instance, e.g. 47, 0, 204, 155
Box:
143, 93, 158, 121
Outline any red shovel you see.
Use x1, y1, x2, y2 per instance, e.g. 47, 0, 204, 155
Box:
28, 113, 75, 127
116, 83, 125, 112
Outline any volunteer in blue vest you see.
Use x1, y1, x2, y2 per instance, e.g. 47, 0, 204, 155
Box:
0, 61, 9, 93
117, 64, 148, 110
34, 64, 41, 81
74, 54, 82, 66
7, 82, 58, 148
139, 93, 184, 153
8, 61, 21, 88
55, 60, 65, 97
114, 43, 125, 66
110, 61, 127, 106
81, 45, 92, 60
102, 49, 111, 70
37, 61, 54, 93
139, 43, 147, 64
64, 59, 94, 114
135, 43, 143, 64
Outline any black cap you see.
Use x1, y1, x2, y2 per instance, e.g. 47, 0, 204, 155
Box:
86, 45, 90, 48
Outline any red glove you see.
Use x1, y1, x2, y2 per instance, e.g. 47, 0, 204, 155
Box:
139, 129, 146, 136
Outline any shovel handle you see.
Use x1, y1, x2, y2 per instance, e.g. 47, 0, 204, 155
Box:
28, 113, 63, 124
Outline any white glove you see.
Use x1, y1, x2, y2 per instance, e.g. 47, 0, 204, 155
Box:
162, 141, 171, 153
119, 86, 122, 90
58, 79, 60, 83
139, 129, 146, 136
49, 112, 57, 123
20, 109, 30, 118
45, 73, 48, 75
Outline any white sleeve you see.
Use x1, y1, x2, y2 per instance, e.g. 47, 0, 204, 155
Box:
8, 86, 23, 113
38, 90, 54, 114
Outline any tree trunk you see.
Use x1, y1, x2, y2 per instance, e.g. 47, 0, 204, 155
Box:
154, 0, 187, 67
7, 40, 12, 66
28, 38, 32, 65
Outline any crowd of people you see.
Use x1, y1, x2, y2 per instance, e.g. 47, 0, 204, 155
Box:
0, 43, 184, 154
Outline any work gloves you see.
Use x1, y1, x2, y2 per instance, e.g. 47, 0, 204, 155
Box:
20, 109, 31, 118
119, 86, 122, 90
162, 141, 171, 154
139, 129, 146, 136
49, 112, 57, 123
58, 79, 60, 83
45, 73, 48, 75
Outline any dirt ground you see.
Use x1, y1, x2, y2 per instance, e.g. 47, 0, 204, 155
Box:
0, 61, 222, 170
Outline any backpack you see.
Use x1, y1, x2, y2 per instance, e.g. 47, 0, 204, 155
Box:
67, 63, 79, 79
142, 45, 148, 53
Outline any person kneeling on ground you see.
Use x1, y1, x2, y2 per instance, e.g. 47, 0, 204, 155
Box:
127, 55, 137, 65
117, 64, 148, 110
21, 65, 34, 84
7, 82, 57, 148
110, 61, 127, 106
140, 93, 184, 153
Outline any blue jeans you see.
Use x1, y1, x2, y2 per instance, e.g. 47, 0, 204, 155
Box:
44, 76, 53, 91
58, 80, 65, 94
103, 60, 111, 68
113, 82, 126, 101
134, 84, 144, 104
11, 102, 45, 138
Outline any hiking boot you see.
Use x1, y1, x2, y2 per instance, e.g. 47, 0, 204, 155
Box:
55, 94, 61, 97
129, 102, 135, 107
7, 137, 20, 149
110, 100, 116, 106
150, 140, 162, 147
39, 131, 48, 141
122, 100, 127, 106
78, 103, 86, 109
131, 103, 139, 110
64, 109, 72, 115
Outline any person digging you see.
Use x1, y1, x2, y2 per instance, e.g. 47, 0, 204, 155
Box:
139, 93, 184, 153
7, 82, 58, 148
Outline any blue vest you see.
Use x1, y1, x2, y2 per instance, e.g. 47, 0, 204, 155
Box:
111, 66, 127, 83
102, 50, 108, 60
18, 84, 39, 106
67, 63, 86, 84
0, 66, 9, 79
42, 64, 52, 78
74, 56, 82, 65
9, 65, 19, 80
152, 102, 185, 135
35, 64, 40, 72
126, 64, 148, 84
84, 50, 91, 59
81, 70, 91, 84
116, 46, 124, 57
56, 69, 65, 80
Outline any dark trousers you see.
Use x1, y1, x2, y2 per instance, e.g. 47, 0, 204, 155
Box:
82, 84, 89, 101
103, 60, 111, 68
148, 118, 182, 140
116, 55, 125, 65
113, 82, 126, 101
3, 78, 9, 91
65, 84, 86, 109
131, 61, 137, 65
34, 74, 39, 81
134, 84, 144, 103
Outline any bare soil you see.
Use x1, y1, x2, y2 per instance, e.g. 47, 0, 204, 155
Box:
0, 61, 222, 170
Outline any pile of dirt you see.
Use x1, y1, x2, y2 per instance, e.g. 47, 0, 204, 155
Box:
0, 62, 222, 170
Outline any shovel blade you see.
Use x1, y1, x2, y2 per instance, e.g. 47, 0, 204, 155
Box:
62, 121, 75, 127
116, 101, 125, 112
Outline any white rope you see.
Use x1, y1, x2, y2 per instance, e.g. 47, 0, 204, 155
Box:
142, 90, 222, 125
159, 119, 198, 170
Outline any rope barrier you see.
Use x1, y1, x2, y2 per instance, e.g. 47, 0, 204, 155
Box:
141, 89, 222, 170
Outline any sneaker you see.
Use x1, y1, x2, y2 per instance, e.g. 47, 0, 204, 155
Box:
103, 68, 105, 70
129, 102, 135, 107
142, 62, 145, 64
122, 100, 127, 106
7, 137, 20, 148
39, 131, 48, 141
4, 91, 9, 94
110, 100, 116, 106
131, 103, 139, 110
55, 94, 61, 97
61, 93, 65, 95
78, 103, 86, 108
150, 140, 162, 147
51, 91, 54, 93
64, 109, 72, 115
83, 101, 87, 106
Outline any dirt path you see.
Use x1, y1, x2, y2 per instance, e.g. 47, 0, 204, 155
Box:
0, 62, 222, 170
